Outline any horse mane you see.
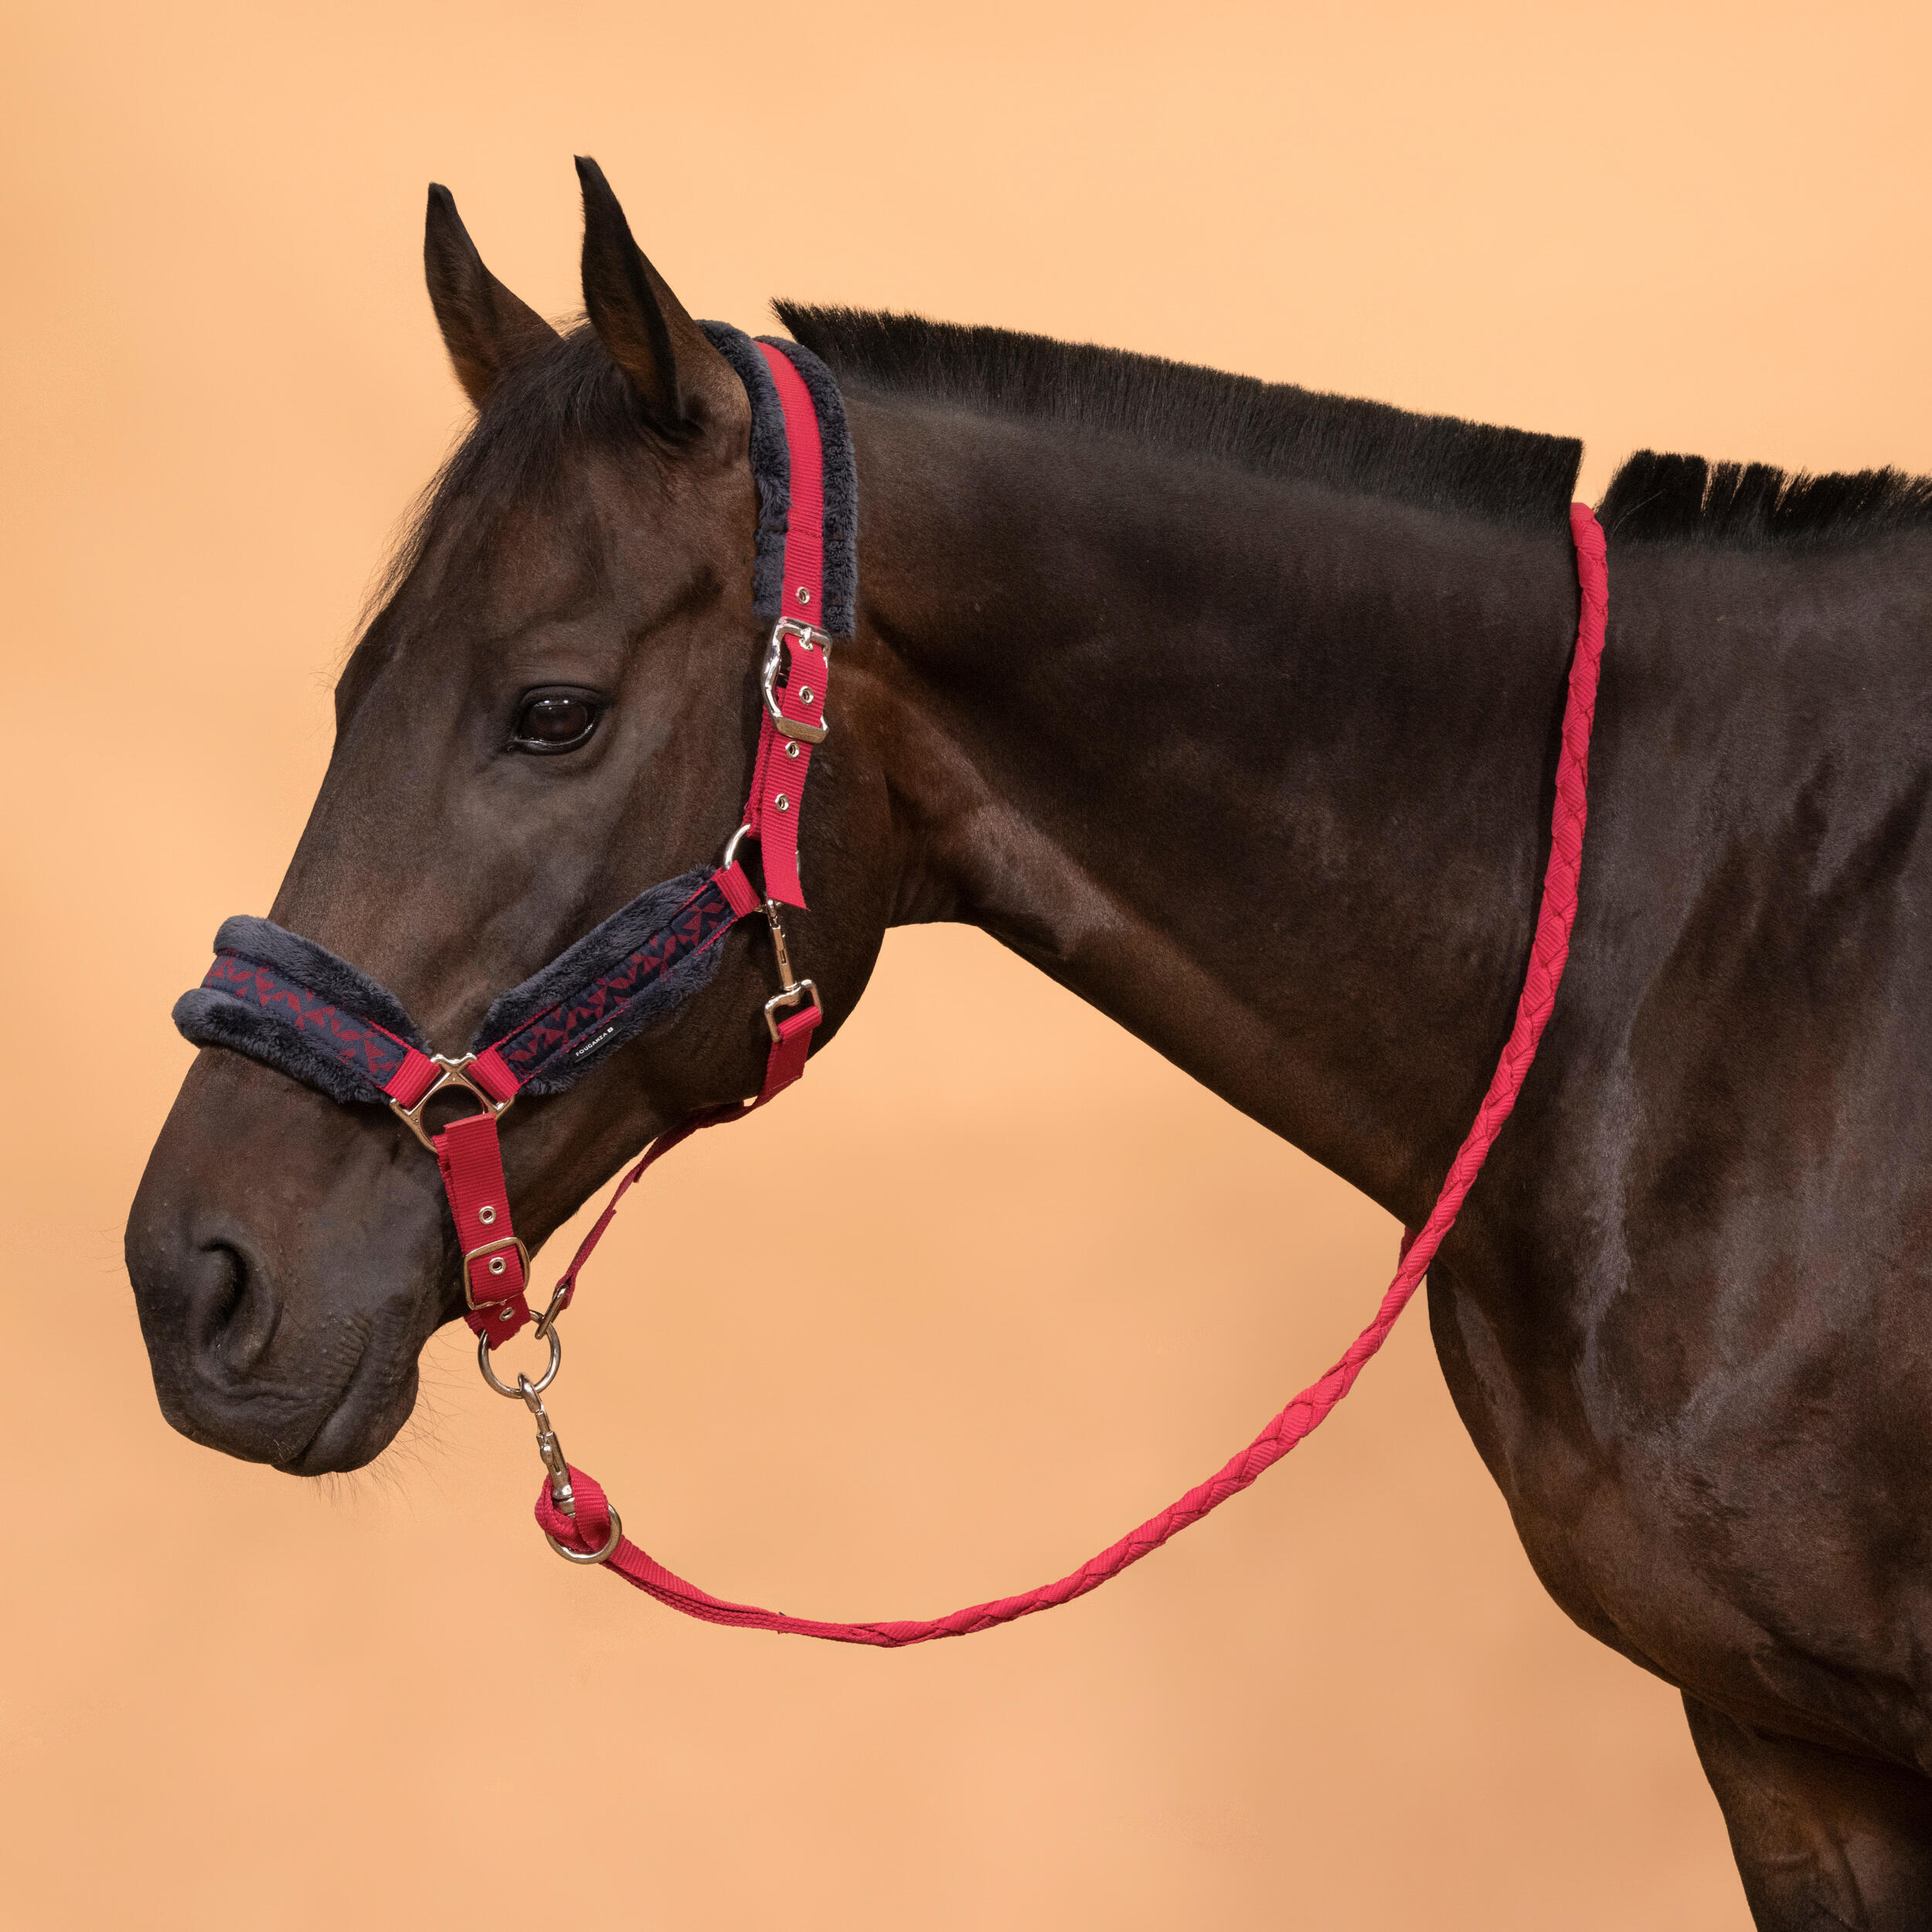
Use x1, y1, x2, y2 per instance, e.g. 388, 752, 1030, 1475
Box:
1597, 449, 1932, 550
774, 303, 1583, 536
373, 313, 1932, 624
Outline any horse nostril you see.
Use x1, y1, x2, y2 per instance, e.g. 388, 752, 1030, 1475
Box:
190, 1239, 280, 1379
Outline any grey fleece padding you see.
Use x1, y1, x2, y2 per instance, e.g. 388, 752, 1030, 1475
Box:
757, 335, 858, 638
699, 319, 858, 638
701, 321, 792, 623
209, 915, 430, 1046
171, 915, 430, 1105
172, 987, 389, 1105
471, 864, 732, 1094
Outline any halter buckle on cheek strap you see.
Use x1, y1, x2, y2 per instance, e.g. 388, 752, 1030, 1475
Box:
170, 328, 853, 1352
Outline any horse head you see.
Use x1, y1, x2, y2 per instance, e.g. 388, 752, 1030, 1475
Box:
127, 162, 895, 1473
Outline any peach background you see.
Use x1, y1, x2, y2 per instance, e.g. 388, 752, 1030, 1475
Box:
5, 2, 1927, 1926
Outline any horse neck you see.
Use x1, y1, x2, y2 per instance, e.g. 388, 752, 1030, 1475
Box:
845, 392, 1587, 1224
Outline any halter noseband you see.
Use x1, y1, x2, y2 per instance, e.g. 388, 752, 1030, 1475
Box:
174, 326, 855, 1353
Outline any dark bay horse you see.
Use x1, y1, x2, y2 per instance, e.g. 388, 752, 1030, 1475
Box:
127, 160, 1932, 1927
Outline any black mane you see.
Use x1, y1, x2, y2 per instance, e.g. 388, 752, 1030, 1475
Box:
778, 304, 1932, 556
385, 311, 1932, 588
775, 303, 1583, 536
1597, 449, 1932, 550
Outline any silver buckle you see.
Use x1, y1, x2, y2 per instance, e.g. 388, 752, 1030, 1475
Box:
387, 1052, 512, 1154
460, 1233, 532, 1314
761, 617, 832, 745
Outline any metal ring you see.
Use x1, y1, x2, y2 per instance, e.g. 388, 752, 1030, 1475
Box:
546, 1505, 623, 1564
386, 1052, 513, 1155
476, 1324, 562, 1399
722, 822, 754, 869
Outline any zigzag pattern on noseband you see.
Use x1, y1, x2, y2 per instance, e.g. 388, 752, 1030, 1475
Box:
197, 951, 413, 1095
490, 877, 741, 1085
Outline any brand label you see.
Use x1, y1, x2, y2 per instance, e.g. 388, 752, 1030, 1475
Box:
571, 1025, 619, 1062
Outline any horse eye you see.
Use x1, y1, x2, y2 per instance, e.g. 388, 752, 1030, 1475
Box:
511, 690, 602, 753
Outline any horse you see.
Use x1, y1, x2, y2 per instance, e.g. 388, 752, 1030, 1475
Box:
125, 159, 1932, 1927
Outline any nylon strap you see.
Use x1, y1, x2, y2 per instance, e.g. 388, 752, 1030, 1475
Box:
743, 344, 829, 910
437, 1111, 530, 1348
447, 992, 821, 1347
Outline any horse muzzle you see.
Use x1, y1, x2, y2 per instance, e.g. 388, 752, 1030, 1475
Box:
125, 1050, 447, 1473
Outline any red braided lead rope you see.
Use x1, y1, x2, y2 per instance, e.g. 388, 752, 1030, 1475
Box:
536, 505, 1611, 1645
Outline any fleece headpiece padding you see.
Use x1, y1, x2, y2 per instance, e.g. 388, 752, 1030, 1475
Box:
702, 324, 858, 638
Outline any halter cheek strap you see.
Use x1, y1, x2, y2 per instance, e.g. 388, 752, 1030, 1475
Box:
173, 331, 849, 1349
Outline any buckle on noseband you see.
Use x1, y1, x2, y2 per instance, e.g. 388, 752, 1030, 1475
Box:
762, 617, 832, 744
461, 1233, 532, 1311
387, 1052, 513, 1153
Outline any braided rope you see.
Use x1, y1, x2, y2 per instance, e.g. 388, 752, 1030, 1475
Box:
536, 505, 1610, 1645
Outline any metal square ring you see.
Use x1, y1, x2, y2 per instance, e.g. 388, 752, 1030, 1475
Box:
387, 1053, 513, 1154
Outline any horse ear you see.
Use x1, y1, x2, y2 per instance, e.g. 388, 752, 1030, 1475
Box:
575, 156, 736, 437
423, 184, 560, 407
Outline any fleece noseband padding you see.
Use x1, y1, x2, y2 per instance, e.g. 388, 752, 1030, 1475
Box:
173, 866, 743, 1105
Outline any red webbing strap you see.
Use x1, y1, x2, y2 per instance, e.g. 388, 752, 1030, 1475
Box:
454, 966, 818, 1347
449, 996, 818, 1346
385, 1049, 440, 1111
535, 505, 1611, 1645
468, 1047, 519, 1106
544, 1002, 823, 1321
757, 1006, 819, 1103
436, 1112, 531, 1349
765, 345, 825, 614
713, 859, 762, 920
743, 344, 829, 910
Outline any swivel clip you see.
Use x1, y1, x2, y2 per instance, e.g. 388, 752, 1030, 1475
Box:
474, 1323, 622, 1565
476, 1328, 570, 1504
525, 1380, 578, 1516
760, 898, 822, 1042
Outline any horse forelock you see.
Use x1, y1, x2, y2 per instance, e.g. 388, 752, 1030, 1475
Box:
347, 324, 674, 666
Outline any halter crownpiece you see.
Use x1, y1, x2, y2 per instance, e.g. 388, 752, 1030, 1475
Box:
174, 328, 855, 1348
173, 327, 1611, 1649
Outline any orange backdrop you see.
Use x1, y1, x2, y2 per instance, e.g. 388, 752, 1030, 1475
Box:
5, 3, 1927, 1926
